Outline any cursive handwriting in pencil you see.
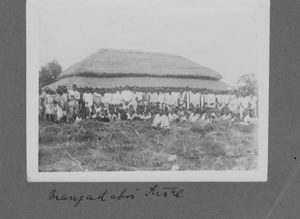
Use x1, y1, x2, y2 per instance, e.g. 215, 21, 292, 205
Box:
49, 184, 184, 208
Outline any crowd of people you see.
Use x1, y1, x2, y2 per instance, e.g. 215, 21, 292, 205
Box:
39, 84, 258, 129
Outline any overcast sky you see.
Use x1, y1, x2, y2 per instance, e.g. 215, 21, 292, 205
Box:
32, 0, 269, 85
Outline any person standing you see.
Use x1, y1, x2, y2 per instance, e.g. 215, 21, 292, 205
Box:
60, 88, 68, 122
44, 89, 55, 121
83, 88, 94, 116
39, 88, 47, 120
68, 84, 80, 121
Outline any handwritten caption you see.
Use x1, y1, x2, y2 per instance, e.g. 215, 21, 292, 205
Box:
49, 184, 184, 207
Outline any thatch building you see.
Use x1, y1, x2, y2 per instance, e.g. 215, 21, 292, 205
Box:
47, 49, 230, 92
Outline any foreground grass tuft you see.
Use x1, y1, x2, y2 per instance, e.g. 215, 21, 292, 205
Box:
39, 120, 258, 171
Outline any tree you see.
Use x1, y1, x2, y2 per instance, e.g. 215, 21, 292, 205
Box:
236, 74, 258, 97
39, 60, 62, 87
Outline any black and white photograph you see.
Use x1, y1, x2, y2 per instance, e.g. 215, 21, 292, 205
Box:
27, 0, 269, 181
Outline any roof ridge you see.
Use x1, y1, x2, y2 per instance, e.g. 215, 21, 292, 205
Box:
96, 48, 182, 58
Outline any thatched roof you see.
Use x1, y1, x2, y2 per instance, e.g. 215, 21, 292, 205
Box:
46, 76, 230, 91
59, 49, 222, 80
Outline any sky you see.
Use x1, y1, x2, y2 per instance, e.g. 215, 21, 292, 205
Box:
31, 0, 269, 85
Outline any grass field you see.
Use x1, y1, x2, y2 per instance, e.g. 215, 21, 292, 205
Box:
39, 120, 258, 172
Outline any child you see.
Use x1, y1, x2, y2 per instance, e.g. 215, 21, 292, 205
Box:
126, 109, 133, 121
75, 114, 82, 123
199, 112, 208, 123
119, 109, 128, 121
54, 102, 63, 123
189, 110, 200, 123
142, 111, 152, 121
132, 111, 142, 121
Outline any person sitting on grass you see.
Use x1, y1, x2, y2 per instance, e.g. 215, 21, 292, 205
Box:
101, 109, 111, 123
179, 110, 189, 123
141, 110, 152, 121
230, 113, 239, 124
126, 109, 133, 121
94, 102, 102, 114
199, 112, 208, 123
75, 114, 83, 123
221, 111, 232, 121
110, 111, 118, 121
210, 112, 216, 123
168, 109, 179, 123
109, 105, 118, 121
92, 111, 100, 120
189, 110, 200, 123
132, 111, 142, 121
119, 109, 128, 121
241, 110, 257, 125
151, 109, 170, 130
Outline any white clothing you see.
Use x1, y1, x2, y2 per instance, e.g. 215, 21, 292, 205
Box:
249, 95, 258, 110
129, 98, 137, 111
83, 93, 93, 108
93, 92, 102, 105
190, 92, 200, 108
221, 114, 232, 121
75, 117, 82, 123
168, 113, 179, 122
102, 93, 112, 104
189, 113, 200, 123
157, 93, 165, 103
68, 90, 80, 101
135, 92, 143, 102
179, 92, 186, 106
200, 113, 207, 121
206, 93, 216, 107
94, 105, 102, 113
165, 93, 173, 105
111, 91, 121, 104
170, 92, 179, 106
243, 114, 257, 125
150, 93, 159, 103
45, 94, 55, 114
240, 96, 250, 109
141, 112, 152, 120
55, 104, 63, 121
121, 90, 133, 102
127, 113, 133, 120
180, 115, 187, 122
228, 96, 239, 112
152, 114, 170, 129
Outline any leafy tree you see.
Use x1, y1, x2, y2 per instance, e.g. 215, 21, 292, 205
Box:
236, 74, 258, 97
39, 60, 62, 87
